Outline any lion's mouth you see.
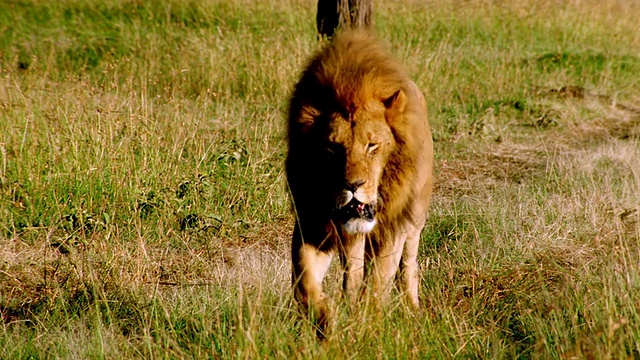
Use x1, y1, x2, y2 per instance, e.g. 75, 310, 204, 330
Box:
334, 197, 376, 223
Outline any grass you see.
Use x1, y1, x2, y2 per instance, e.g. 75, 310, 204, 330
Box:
1, 0, 640, 357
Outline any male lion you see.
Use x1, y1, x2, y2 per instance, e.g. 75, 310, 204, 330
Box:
286, 30, 433, 336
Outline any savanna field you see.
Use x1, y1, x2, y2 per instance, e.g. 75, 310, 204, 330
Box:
1, 0, 640, 358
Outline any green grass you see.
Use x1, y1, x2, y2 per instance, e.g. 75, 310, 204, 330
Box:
1, 0, 640, 357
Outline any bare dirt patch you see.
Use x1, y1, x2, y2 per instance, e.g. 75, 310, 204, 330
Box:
436, 86, 640, 198
435, 142, 549, 196
544, 85, 640, 142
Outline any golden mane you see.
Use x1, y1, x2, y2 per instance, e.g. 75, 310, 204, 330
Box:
292, 30, 409, 119
288, 30, 426, 231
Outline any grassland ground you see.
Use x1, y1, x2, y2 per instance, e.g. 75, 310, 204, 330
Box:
1, 0, 640, 358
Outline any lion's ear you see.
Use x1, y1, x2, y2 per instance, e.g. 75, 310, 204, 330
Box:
383, 89, 407, 116
295, 103, 321, 134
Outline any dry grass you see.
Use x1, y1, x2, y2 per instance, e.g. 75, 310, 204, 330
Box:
1, 0, 640, 358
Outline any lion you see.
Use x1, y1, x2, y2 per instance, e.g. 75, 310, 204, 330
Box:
286, 30, 433, 337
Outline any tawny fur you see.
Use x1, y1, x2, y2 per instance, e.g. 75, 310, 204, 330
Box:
287, 30, 433, 338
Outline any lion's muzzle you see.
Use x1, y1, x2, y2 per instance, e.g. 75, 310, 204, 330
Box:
334, 191, 377, 233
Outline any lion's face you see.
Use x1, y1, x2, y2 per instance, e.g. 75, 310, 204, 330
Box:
322, 100, 397, 234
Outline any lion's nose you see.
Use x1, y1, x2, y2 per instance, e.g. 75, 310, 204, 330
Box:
345, 179, 365, 192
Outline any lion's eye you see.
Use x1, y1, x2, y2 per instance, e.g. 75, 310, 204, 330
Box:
367, 143, 379, 154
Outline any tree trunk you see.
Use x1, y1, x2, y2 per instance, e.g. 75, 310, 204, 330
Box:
316, 0, 373, 38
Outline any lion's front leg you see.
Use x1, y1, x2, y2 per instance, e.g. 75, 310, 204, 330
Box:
370, 236, 405, 303
338, 233, 366, 302
398, 224, 422, 309
291, 222, 335, 338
